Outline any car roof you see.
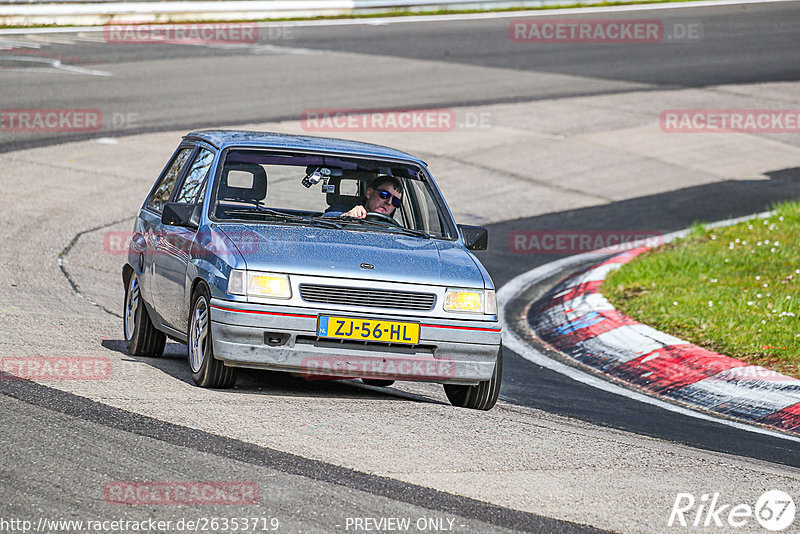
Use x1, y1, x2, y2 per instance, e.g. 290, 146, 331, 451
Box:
184, 130, 426, 166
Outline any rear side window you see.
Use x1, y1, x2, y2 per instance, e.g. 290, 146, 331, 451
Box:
175, 147, 215, 204
146, 147, 193, 212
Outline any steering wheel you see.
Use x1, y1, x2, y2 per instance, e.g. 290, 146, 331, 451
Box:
365, 211, 400, 226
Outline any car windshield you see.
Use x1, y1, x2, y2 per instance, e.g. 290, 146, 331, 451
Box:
210, 149, 455, 239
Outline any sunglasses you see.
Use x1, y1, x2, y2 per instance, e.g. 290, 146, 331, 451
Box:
376, 189, 402, 208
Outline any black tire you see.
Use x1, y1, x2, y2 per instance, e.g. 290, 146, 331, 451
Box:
188, 284, 238, 388
123, 272, 166, 357
362, 379, 395, 387
443, 342, 502, 410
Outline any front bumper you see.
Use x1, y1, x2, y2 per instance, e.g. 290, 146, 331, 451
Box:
209, 298, 501, 385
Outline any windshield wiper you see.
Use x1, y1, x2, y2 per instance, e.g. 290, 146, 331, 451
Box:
390, 226, 431, 239
340, 217, 431, 239
219, 206, 342, 229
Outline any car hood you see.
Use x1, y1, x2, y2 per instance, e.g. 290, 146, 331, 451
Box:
216, 223, 486, 288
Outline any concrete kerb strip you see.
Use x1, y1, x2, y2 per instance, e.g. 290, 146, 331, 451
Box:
498, 211, 800, 441
0, 0, 790, 27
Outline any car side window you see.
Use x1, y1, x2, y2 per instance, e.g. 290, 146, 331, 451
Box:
146, 147, 193, 212
175, 147, 215, 204
406, 179, 445, 236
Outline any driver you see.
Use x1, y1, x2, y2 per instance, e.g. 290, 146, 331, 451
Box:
324, 176, 403, 219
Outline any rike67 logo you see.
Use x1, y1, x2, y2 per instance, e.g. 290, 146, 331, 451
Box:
668, 490, 795, 531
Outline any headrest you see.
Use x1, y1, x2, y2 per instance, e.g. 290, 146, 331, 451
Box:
219, 163, 267, 203
326, 170, 374, 207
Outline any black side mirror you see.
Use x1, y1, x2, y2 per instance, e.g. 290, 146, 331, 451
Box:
162, 202, 199, 229
458, 224, 488, 251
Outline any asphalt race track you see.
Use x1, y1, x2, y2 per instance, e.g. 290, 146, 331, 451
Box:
1, 2, 800, 532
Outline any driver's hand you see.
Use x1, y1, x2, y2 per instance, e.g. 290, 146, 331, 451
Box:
343, 205, 367, 219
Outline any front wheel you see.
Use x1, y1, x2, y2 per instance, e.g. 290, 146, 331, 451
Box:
443, 343, 502, 410
188, 285, 238, 388
123, 272, 165, 357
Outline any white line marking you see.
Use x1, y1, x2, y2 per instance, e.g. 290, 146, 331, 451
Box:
560, 262, 622, 289
641, 352, 661, 364
0, 55, 111, 76
559, 291, 615, 312
681, 378, 800, 412
572, 324, 686, 361
0, 39, 41, 49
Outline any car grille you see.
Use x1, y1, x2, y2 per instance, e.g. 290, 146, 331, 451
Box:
299, 284, 436, 311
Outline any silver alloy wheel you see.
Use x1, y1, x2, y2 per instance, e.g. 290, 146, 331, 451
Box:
124, 275, 140, 341
189, 295, 209, 373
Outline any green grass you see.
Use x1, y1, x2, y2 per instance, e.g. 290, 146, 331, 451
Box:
603, 201, 800, 378
213, 0, 703, 21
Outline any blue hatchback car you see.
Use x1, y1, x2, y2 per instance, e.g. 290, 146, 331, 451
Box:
123, 131, 502, 409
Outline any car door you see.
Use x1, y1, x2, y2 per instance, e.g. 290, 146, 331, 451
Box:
139, 144, 194, 328
151, 145, 216, 332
